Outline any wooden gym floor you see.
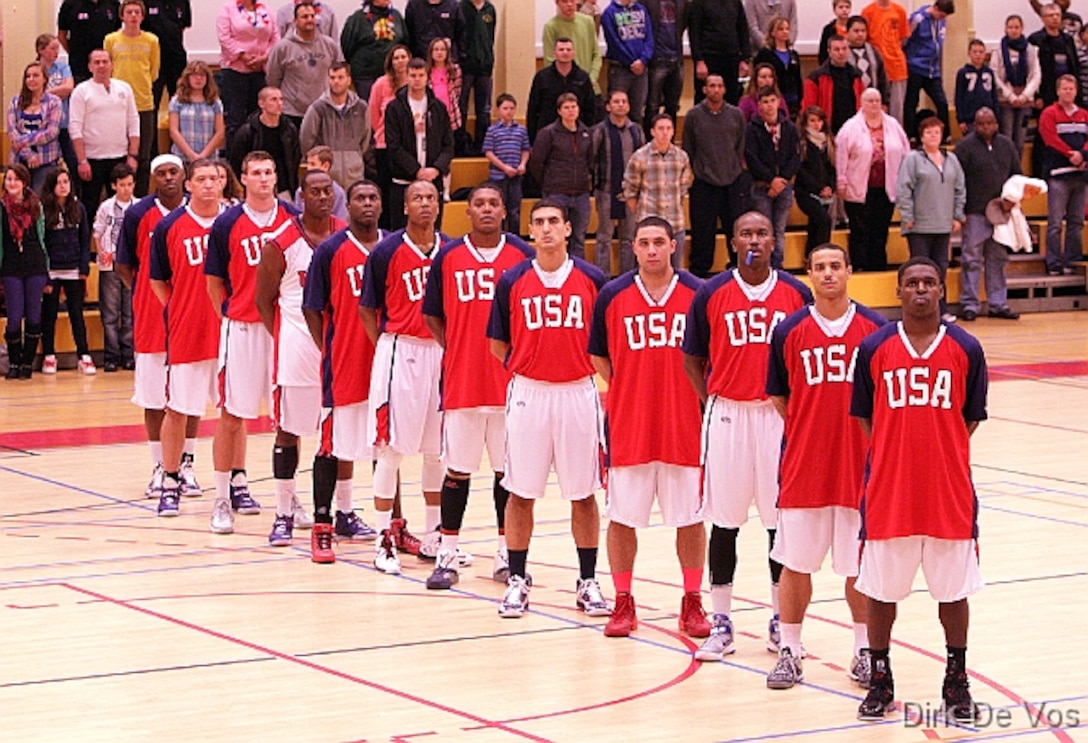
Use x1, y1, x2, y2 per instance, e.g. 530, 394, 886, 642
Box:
1, 312, 1087, 742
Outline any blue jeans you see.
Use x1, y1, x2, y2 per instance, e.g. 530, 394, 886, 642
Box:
1045, 176, 1087, 272
98, 269, 133, 364
491, 176, 523, 236
543, 192, 591, 260
749, 183, 794, 269
959, 213, 1011, 312
594, 190, 637, 276
459, 73, 493, 150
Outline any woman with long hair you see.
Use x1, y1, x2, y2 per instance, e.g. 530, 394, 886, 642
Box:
795, 105, 837, 253
169, 61, 227, 162
1, 164, 48, 379
35, 34, 78, 179
739, 63, 790, 123
39, 167, 94, 375
427, 37, 466, 155
992, 14, 1040, 152
753, 17, 804, 116
7, 63, 64, 193
368, 43, 411, 228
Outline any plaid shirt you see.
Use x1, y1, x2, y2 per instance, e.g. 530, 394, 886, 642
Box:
6, 92, 64, 168
622, 141, 693, 231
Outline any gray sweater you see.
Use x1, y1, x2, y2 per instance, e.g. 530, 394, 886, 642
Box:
681, 100, 746, 187
896, 149, 966, 234
265, 29, 343, 118
300, 90, 372, 188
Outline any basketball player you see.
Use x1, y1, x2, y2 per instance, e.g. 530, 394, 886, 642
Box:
851, 257, 987, 723
588, 217, 711, 638
682, 211, 812, 660
763, 244, 886, 690
116, 155, 199, 499
147, 159, 226, 516
205, 151, 299, 535
359, 179, 447, 574
487, 199, 610, 619
303, 180, 385, 563
256, 169, 346, 547
421, 183, 534, 589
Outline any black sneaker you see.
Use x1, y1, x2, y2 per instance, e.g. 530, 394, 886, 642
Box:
987, 306, 1020, 320
104, 361, 119, 372
961, 309, 977, 322
943, 670, 979, 724
858, 666, 895, 721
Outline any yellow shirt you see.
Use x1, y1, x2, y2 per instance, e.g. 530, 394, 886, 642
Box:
104, 30, 160, 111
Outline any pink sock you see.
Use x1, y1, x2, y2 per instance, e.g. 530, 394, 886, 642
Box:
612, 570, 633, 594
682, 567, 703, 593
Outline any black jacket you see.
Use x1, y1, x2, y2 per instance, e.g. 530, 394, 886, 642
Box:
384, 86, 455, 181
795, 137, 836, 198
43, 202, 91, 275
526, 62, 597, 142
688, 0, 748, 62
753, 46, 803, 115
643, 0, 687, 62
229, 112, 301, 194
744, 113, 800, 185
459, 0, 496, 75
405, 0, 465, 60
528, 120, 594, 196
1028, 29, 1081, 107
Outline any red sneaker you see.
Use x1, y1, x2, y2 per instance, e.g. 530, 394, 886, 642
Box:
679, 591, 712, 637
311, 523, 336, 564
604, 592, 637, 637
391, 518, 422, 556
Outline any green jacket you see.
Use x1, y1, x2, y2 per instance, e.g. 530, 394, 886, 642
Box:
341, 4, 409, 85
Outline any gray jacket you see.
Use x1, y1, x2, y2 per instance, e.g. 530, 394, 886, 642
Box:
265, 29, 343, 118
300, 90, 372, 188
896, 149, 967, 234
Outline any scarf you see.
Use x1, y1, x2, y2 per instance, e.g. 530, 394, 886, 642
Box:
607, 120, 628, 219
1002, 35, 1029, 88
3, 193, 33, 247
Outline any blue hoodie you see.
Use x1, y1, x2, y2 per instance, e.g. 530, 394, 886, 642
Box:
602, 0, 654, 68
904, 5, 946, 79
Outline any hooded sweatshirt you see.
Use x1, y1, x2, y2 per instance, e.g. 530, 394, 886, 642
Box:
265, 27, 343, 118
300, 89, 373, 187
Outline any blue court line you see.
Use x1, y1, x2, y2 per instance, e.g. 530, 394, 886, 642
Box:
0, 465, 156, 513
980, 503, 1088, 529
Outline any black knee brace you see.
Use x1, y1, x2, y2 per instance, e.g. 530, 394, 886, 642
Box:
708, 525, 740, 586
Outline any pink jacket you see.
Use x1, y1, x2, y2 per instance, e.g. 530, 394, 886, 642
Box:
217, 1, 280, 73
835, 111, 910, 203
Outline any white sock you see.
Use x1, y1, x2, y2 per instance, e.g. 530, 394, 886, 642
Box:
498, 534, 507, 553
710, 584, 733, 617
781, 622, 803, 657
441, 532, 460, 554
375, 508, 393, 534
853, 622, 869, 656
214, 471, 230, 503
150, 441, 163, 465
275, 479, 294, 516
183, 437, 196, 457
425, 504, 441, 532
335, 479, 353, 513
771, 583, 781, 616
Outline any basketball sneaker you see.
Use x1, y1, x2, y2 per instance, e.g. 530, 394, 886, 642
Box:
334, 511, 376, 541
209, 499, 234, 534
942, 670, 979, 724
268, 515, 293, 547
230, 484, 261, 515
766, 647, 804, 689
374, 530, 401, 574
390, 518, 421, 556
419, 528, 441, 560
311, 522, 335, 564
178, 456, 202, 498
679, 591, 712, 637
145, 463, 164, 498
498, 574, 531, 618
857, 658, 895, 720
425, 551, 459, 589
157, 480, 180, 517
575, 578, 611, 616
291, 495, 314, 530
694, 614, 736, 661
492, 550, 510, 583
849, 650, 872, 688
604, 592, 637, 637
767, 613, 781, 652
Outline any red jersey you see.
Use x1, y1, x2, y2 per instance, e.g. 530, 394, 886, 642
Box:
851, 322, 988, 541
117, 195, 178, 353
422, 233, 535, 410
683, 269, 812, 401
360, 229, 447, 339
205, 201, 297, 323
767, 303, 887, 509
488, 257, 607, 383
304, 228, 384, 408
589, 271, 704, 467
149, 205, 223, 365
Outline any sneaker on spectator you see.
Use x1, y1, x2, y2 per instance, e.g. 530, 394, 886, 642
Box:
42, 355, 57, 374
311, 522, 335, 563
178, 456, 202, 497
694, 614, 736, 661
679, 591, 712, 637
374, 530, 401, 574
575, 578, 611, 616
78, 355, 97, 375
291, 495, 314, 529
604, 592, 637, 637
209, 499, 234, 534
334, 510, 376, 541
498, 575, 531, 618
268, 514, 293, 547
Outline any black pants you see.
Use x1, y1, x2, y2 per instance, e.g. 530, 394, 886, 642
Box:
795, 191, 833, 254
904, 73, 950, 141
694, 53, 744, 106
80, 157, 124, 221
906, 232, 952, 315
844, 187, 895, 272
688, 177, 746, 276
41, 278, 89, 357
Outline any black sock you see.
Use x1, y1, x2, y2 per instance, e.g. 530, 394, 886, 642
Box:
870, 648, 891, 677
493, 473, 509, 530
312, 455, 338, 524
230, 468, 246, 481
767, 529, 783, 583
946, 646, 967, 675
164, 471, 179, 483
708, 526, 739, 585
577, 547, 598, 581
272, 444, 299, 479
508, 549, 529, 579
181, 451, 194, 464
440, 476, 471, 532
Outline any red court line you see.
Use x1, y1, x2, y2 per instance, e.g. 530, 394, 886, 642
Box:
57, 582, 554, 743
0, 417, 273, 451
989, 360, 1088, 382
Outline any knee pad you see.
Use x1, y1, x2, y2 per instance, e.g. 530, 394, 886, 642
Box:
272, 444, 299, 480
708, 526, 740, 586
373, 448, 403, 499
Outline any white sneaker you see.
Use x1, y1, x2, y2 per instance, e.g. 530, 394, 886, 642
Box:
145, 463, 164, 499
78, 355, 97, 375
418, 528, 441, 560
575, 578, 612, 616
694, 614, 736, 661
178, 458, 202, 497
498, 575, 531, 618
767, 647, 804, 689
492, 550, 510, 583
42, 355, 57, 374
290, 494, 314, 529
453, 547, 475, 567
209, 499, 234, 534
374, 530, 401, 574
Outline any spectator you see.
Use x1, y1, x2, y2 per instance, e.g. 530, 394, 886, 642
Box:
623, 113, 693, 267
688, 0, 748, 105
1030, 3, 1080, 110
744, 0, 797, 53
845, 15, 890, 105
745, 87, 800, 268
642, 0, 687, 138
992, 14, 1040, 152
590, 89, 644, 275
528, 92, 595, 259
295, 146, 348, 220
602, 0, 654, 127
682, 74, 747, 275
0, 164, 48, 380
168, 60, 226, 162
896, 115, 965, 322
7, 63, 64, 193
216, 160, 244, 206
738, 63, 789, 122
368, 44, 411, 228
459, 0, 497, 154
142, 0, 192, 112
752, 16, 803, 117
578, 0, 603, 33
406, 0, 465, 61
544, 0, 604, 96
426, 37, 465, 155
819, 0, 853, 65
36, 35, 79, 179
953, 107, 1022, 321
1076, 22, 1088, 107
861, 0, 909, 123
69, 49, 141, 219
955, 39, 999, 135
794, 105, 837, 253
340, 0, 408, 102
276, 0, 338, 39
483, 93, 531, 234
39, 167, 95, 376
527, 37, 597, 142
1038, 74, 1088, 275
301, 63, 373, 188
835, 88, 910, 271
217, 0, 280, 147
803, 35, 864, 134
229, 87, 300, 199
92, 162, 136, 372
903, 0, 955, 141
105, 0, 161, 195
384, 57, 454, 228
57, 0, 121, 83
266, 0, 342, 130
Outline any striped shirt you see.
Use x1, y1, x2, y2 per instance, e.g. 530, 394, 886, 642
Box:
6, 93, 64, 170
168, 96, 224, 160
483, 120, 530, 180
622, 141, 693, 231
